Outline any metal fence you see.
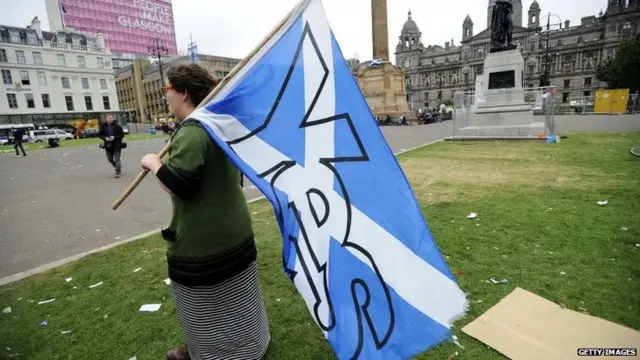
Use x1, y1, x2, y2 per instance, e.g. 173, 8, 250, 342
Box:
554, 93, 640, 115
451, 87, 554, 139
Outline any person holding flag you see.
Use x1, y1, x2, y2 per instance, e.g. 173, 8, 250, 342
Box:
140, 64, 270, 360
119, 0, 467, 358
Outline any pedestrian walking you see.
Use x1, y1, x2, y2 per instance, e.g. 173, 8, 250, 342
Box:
140, 64, 270, 360
99, 114, 125, 178
11, 127, 26, 157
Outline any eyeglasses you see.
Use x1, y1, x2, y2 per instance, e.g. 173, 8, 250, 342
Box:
161, 85, 173, 94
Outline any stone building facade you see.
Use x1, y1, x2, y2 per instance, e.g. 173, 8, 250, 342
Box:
115, 54, 239, 123
0, 17, 119, 126
395, 0, 640, 111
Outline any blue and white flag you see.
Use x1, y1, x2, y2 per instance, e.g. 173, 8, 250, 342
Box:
191, 0, 467, 358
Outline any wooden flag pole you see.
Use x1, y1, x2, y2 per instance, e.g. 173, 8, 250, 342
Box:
111, 1, 309, 211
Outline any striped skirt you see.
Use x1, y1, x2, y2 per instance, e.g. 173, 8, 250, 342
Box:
171, 261, 271, 360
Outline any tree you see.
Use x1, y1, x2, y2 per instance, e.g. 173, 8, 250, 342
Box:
596, 35, 640, 92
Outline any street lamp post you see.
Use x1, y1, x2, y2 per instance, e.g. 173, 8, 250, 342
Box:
148, 39, 169, 121
540, 13, 563, 87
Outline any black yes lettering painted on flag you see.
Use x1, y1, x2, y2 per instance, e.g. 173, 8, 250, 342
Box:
231, 22, 395, 360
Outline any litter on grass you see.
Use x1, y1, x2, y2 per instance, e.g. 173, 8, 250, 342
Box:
2, 307, 11, 314
88, 281, 103, 289
133, 267, 142, 273
139, 304, 162, 312
38, 299, 55, 305
597, 200, 608, 206
467, 212, 478, 219
489, 278, 509, 285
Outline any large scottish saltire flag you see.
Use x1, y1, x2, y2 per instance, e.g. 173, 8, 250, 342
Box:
190, 0, 468, 358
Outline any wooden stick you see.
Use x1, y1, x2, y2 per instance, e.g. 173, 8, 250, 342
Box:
112, 0, 309, 210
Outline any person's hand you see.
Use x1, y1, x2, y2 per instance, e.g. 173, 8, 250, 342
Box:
141, 154, 162, 173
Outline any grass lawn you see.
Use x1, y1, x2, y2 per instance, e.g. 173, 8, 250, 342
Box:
1, 132, 639, 359
0, 133, 167, 153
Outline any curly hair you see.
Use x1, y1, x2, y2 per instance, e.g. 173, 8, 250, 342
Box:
166, 64, 219, 107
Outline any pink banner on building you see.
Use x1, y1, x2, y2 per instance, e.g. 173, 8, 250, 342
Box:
60, 0, 177, 55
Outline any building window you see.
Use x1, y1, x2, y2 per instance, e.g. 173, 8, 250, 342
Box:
529, 65, 535, 75
19, 71, 30, 85
584, 77, 592, 87
16, 51, 25, 64
9, 31, 19, 43
0, 49, 7, 62
97, 57, 104, 68
81, 77, 89, 89
6, 94, 18, 108
84, 95, 93, 110
77, 56, 86, 68
61, 76, 70, 89
65, 95, 74, 111
103, 96, 111, 110
27, 32, 38, 45
37, 71, 47, 86
42, 94, 50, 108
57, 54, 66, 66
424, 92, 429, 100
72, 37, 81, 46
100, 78, 107, 90
564, 79, 570, 88
33, 52, 42, 65
25, 93, 35, 108
583, 91, 591, 97
437, 91, 442, 100
562, 92, 570, 103
1, 69, 12, 84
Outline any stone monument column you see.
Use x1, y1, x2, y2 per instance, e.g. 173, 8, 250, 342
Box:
371, 0, 389, 61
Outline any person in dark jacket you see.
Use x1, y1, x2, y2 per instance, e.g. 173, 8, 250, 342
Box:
99, 115, 125, 178
11, 127, 26, 157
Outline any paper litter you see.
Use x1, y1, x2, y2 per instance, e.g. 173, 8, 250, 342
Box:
2, 307, 11, 314
88, 281, 103, 289
139, 304, 162, 312
38, 299, 55, 305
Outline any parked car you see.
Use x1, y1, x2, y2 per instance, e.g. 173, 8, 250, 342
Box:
29, 129, 73, 143
79, 128, 100, 138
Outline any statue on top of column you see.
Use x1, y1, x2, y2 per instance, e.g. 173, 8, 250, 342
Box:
490, 0, 517, 53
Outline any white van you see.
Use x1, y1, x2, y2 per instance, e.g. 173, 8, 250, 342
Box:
29, 129, 73, 143
0, 124, 34, 145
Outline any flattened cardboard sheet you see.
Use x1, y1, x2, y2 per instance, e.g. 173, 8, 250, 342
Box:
462, 287, 640, 360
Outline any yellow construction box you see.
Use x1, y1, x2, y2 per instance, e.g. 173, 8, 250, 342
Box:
594, 88, 630, 114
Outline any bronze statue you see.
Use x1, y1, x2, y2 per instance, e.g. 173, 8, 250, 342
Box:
490, 0, 517, 53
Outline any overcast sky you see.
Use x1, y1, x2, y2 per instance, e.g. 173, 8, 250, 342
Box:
2, 0, 605, 63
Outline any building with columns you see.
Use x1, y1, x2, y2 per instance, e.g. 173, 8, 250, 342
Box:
395, 0, 640, 110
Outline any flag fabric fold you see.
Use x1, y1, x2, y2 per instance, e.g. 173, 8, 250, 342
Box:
189, 0, 468, 358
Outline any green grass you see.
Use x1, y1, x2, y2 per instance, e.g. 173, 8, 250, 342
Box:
0, 133, 166, 153
1, 132, 639, 359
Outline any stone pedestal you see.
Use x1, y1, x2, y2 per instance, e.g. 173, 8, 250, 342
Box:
357, 62, 409, 117
454, 49, 546, 138
475, 49, 531, 114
